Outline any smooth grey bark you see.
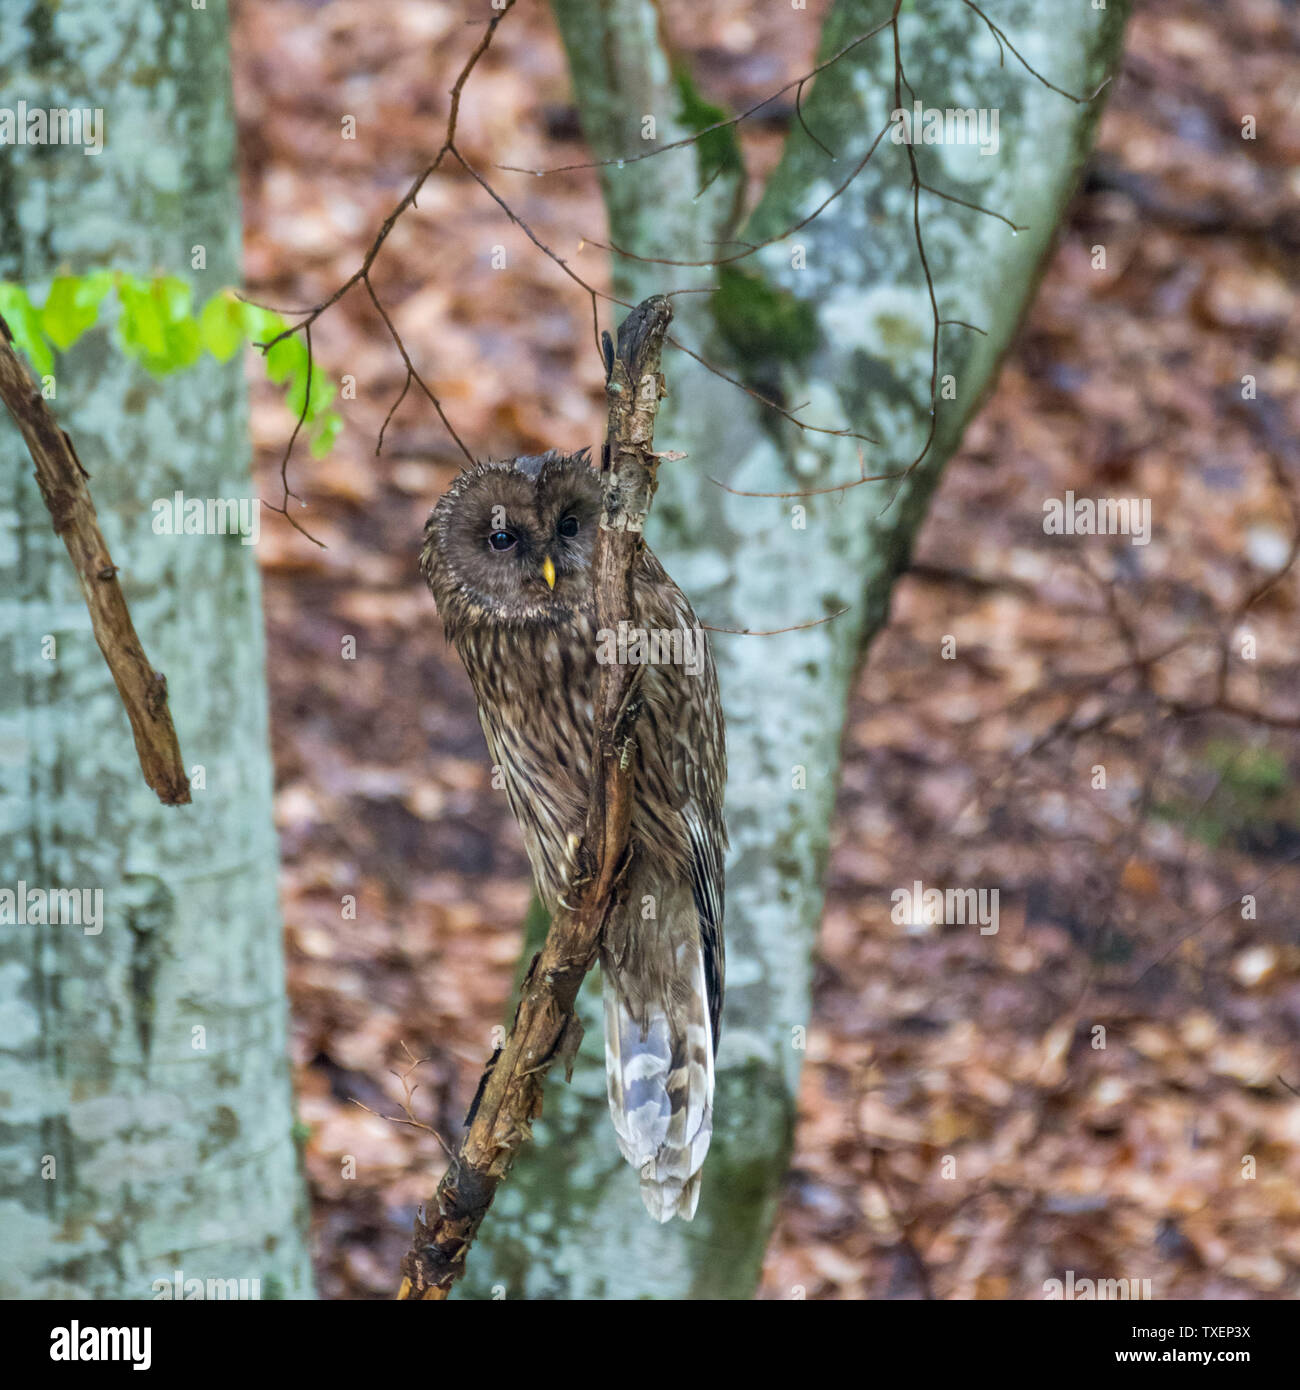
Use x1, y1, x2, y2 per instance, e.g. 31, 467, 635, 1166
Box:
0, 1, 312, 1297
462, 0, 1129, 1300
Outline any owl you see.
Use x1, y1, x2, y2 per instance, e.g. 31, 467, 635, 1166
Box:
420, 449, 726, 1221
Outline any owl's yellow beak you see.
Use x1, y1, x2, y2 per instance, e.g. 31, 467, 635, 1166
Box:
542, 555, 557, 591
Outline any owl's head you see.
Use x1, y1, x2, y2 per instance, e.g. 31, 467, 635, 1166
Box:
420, 449, 602, 634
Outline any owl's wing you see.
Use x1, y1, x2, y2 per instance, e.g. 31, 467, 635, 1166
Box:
634, 551, 728, 1046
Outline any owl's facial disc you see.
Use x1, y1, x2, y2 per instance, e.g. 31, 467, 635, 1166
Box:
423, 453, 602, 631
468, 484, 580, 620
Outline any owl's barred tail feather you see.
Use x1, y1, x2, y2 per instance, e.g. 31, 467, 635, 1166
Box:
601, 947, 715, 1222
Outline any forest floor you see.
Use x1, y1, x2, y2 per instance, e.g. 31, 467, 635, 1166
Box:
229, 0, 1300, 1298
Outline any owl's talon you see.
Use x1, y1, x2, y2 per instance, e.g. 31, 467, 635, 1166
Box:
559, 831, 595, 897
560, 832, 581, 883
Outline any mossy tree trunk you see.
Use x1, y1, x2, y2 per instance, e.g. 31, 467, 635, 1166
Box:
462, 0, 1129, 1299
0, 0, 312, 1298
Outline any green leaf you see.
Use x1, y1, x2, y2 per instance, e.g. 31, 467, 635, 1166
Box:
154, 275, 193, 323
199, 291, 245, 362
118, 275, 198, 372
238, 302, 288, 346
309, 411, 343, 458
117, 277, 168, 359
162, 314, 202, 371
40, 272, 112, 350
285, 377, 307, 420
306, 371, 335, 419
266, 334, 307, 387
0, 283, 54, 376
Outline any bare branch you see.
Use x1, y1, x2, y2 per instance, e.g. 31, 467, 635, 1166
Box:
702, 607, 848, 637
0, 315, 190, 806
961, 0, 1115, 104
362, 275, 475, 466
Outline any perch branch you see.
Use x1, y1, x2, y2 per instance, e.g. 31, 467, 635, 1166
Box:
0, 314, 190, 806
396, 295, 674, 1301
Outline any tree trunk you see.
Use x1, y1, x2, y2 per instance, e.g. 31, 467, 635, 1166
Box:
462, 0, 1129, 1299
0, 0, 312, 1298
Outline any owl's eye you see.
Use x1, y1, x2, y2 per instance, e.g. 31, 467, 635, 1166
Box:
557, 515, 579, 539
488, 530, 517, 552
